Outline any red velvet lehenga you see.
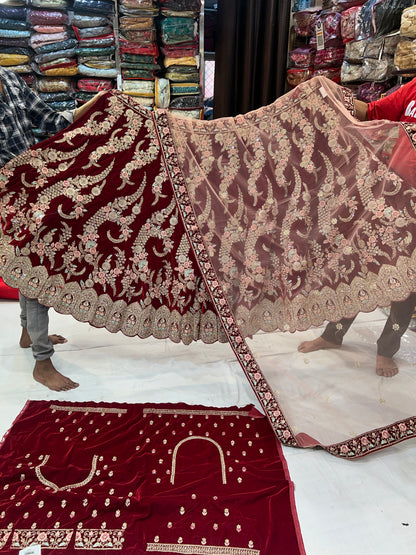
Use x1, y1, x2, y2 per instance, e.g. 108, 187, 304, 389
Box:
1, 76, 416, 457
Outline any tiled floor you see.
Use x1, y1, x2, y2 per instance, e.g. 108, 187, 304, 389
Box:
1, 299, 415, 554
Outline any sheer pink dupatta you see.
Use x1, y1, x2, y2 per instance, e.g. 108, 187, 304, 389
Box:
162, 76, 416, 456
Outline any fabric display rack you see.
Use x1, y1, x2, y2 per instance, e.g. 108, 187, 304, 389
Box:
0, 0, 204, 133
288, 0, 416, 103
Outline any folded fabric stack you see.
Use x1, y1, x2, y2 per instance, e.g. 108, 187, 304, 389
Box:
29, 5, 78, 94
395, 5, 416, 76
289, 0, 414, 100
0, 2, 33, 84
72, 0, 117, 94
158, 0, 202, 118
21, 0, 76, 139
118, 0, 159, 107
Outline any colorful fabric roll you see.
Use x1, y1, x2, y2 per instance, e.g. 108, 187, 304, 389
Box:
0, 18, 28, 31
76, 46, 115, 57
45, 99, 76, 110
122, 68, 155, 79
170, 84, 200, 96
30, 0, 69, 8
0, 6, 27, 21
121, 79, 155, 96
71, 14, 110, 28
169, 108, 202, 119
77, 77, 114, 91
160, 17, 197, 45
39, 91, 74, 102
35, 48, 77, 64
33, 25, 68, 33
120, 29, 156, 43
169, 94, 202, 108
119, 17, 154, 30
0, 38, 29, 48
165, 70, 200, 82
72, 0, 114, 14
1, 64, 32, 73
36, 38, 78, 54
0, 30, 30, 39
75, 26, 113, 39
35, 77, 73, 92
77, 64, 117, 77
155, 77, 170, 108
27, 9, 69, 25
164, 55, 198, 68
30, 32, 69, 50
0, 53, 29, 66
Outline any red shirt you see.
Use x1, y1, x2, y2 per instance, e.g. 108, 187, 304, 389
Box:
367, 78, 416, 184
367, 77, 416, 122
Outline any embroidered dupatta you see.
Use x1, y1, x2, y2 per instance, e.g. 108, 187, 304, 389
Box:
1, 76, 416, 457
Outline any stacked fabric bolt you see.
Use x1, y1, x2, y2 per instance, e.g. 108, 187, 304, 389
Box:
26, 0, 77, 126
29, 8, 78, 84
395, 5, 416, 76
118, 0, 159, 107
0, 2, 33, 85
158, 0, 202, 118
72, 0, 117, 88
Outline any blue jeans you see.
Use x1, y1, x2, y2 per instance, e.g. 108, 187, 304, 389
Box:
19, 293, 54, 361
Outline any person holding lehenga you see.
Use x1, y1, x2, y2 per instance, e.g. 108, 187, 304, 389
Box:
0, 66, 105, 391
298, 77, 416, 378
1, 75, 416, 394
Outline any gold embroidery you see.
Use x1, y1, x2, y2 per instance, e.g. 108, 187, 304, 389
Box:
50, 404, 127, 414
35, 454, 99, 491
170, 436, 227, 485
144, 408, 251, 417
146, 544, 260, 554
0, 530, 12, 549
11, 528, 73, 549
74, 528, 125, 550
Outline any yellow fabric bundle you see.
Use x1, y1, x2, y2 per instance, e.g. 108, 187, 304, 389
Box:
164, 56, 198, 68
0, 53, 29, 66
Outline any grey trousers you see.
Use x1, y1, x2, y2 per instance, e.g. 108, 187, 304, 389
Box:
19, 293, 54, 361
321, 294, 416, 358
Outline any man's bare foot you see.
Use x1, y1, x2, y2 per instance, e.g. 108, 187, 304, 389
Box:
298, 336, 340, 353
33, 359, 79, 391
376, 355, 398, 378
19, 328, 67, 349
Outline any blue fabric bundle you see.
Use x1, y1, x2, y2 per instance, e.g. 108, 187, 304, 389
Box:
36, 38, 78, 54
0, 6, 27, 20
0, 18, 28, 31
72, 0, 114, 14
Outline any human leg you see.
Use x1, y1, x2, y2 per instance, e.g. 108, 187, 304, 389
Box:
19, 292, 67, 348
375, 294, 416, 377
298, 317, 356, 353
19, 293, 78, 391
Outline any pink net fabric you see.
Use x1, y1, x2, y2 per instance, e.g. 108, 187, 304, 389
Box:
165, 76, 416, 337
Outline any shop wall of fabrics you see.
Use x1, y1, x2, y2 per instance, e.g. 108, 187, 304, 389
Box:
0, 0, 204, 135
288, 0, 416, 102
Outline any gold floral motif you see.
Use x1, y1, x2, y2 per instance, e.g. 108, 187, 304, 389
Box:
74, 528, 124, 550
11, 528, 73, 549
0, 530, 12, 549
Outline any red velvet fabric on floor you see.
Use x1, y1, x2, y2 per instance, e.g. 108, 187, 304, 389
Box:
0, 401, 305, 555
0, 277, 18, 299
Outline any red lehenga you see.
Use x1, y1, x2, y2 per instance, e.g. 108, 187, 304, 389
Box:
1, 76, 416, 457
